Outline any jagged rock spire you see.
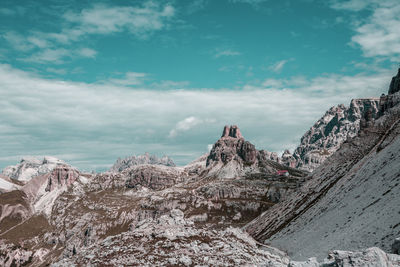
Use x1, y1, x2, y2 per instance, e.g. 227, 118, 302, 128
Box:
221, 125, 243, 139
388, 68, 400, 95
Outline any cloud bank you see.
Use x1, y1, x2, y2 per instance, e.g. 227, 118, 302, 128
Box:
0, 63, 393, 171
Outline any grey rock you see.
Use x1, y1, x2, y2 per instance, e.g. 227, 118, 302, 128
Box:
110, 152, 175, 172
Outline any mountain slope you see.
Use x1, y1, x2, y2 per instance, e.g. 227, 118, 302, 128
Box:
245, 91, 400, 260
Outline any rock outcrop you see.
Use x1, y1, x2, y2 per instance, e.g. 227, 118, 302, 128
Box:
110, 153, 175, 172
45, 165, 80, 192
207, 125, 306, 178
124, 165, 185, 190
1, 156, 65, 182
290, 98, 379, 172
207, 125, 257, 167
389, 68, 400, 95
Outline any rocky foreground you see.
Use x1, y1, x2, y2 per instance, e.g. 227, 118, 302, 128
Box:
0, 70, 400, 266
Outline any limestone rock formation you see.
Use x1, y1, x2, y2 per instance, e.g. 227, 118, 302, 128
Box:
207, 125, 306, 178
290, 98, 379, 172
45, 166, 80, 192
110, 152, 175, 172
124, 165, 185, 190
1, 156, 66, 182
245, 91, 400, 260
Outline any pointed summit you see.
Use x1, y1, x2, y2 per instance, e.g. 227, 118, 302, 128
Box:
221, 125, 243, 139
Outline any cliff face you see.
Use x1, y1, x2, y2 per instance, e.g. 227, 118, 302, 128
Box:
389, 68, 400, 95
245, 87, 400, 261
289, 98, 379, 172
288, 69, 400, 172
207, 125, 306, 179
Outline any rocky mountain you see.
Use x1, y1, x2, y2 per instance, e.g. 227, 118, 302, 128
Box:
283, 69, 400, 173
1, 156, 66, 182
1, 70, 400, 266
0, 125, 308, 266
286, 98, 380, 172
110, 152, 175, 172
245, 74, 400, 261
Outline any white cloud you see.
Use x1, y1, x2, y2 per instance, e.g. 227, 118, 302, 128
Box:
0, 64, 394, 170
2, 32, 33, 51
215, 49, 241, 58
78, 48, 97, 58
107, 72, 147, 86
269, 59, 289, 73
331, 0, 400, 60
2, 1, 176, 64
330, 0, 372, 11
63, 2, 175, 39
24, 48, 69, 64
352, 4, 400, 59
169, 117, 203, 138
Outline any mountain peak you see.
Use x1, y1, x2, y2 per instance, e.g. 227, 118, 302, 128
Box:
221, 125, 243, 139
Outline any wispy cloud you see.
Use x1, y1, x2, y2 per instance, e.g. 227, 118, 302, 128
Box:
215, 49, 241, 58
2, 2, 176, 64
106, 72, 148, 86
78, 48, 97, 58
63, 2, 175, 39
330, 0, 400, 60
269, 59, 290, 73
169, 117, 203, 138
230, 0, 269, 5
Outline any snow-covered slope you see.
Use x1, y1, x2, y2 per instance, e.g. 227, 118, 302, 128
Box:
2, 156, 65, 182
0, 175, 21, 192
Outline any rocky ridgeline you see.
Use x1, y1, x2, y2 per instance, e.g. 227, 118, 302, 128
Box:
110, 152, 175, 172
245, 74, 400, 261
1, 156, 66, 182
289, 98, 379, 172
280, 69, 400, 172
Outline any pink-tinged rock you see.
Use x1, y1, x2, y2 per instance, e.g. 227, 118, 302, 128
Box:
221, 125, 243, 139
45, 166, 80, 192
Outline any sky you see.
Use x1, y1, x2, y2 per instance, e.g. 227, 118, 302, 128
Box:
0, 0, 399, 171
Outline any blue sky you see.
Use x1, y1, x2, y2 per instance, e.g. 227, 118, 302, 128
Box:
0, 0, 399, 171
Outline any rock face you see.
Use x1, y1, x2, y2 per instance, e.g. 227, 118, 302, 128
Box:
1, 156, 65, 182
207, 125, 257, 167
290, 98, 379, 172
245, 91, 400, 260
110, 153, 175, 172
389, 68, 400, 95
207, 125, 306, 178
124, 165, 185, 190
45, 166, 80, 192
